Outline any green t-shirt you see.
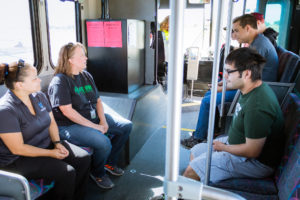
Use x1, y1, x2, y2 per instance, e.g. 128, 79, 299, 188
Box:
228, 82, 284, 168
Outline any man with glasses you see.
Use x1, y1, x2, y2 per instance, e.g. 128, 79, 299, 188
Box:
183, 48, 284, 183
181, 14, 279, 149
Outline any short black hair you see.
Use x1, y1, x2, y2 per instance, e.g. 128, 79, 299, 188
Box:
233, 14, 258, 29
225, 48, 266, 81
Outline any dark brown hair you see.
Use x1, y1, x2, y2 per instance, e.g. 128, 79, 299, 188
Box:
233, 14, 258, 29
0, 60, 31, 89
225, 48, 266, 82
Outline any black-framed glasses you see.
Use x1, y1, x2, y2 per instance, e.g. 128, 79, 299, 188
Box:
225, 69, 239, 74
16, 59, 25, 80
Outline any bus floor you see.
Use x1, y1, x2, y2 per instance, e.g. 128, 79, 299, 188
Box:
85, 98, 201, 200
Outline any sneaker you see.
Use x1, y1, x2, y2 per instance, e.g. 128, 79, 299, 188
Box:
180, 136, 204, 149
90, 174, 114, 189
104, 164, 124, 176
151, 194, 165, 200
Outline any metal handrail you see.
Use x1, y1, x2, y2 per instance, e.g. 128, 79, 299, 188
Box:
220, 0, 234, 117
204, 0, 224, 185
164, 0, 185, 199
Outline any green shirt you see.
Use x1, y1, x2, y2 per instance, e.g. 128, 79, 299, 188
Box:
228, 82, 284, 168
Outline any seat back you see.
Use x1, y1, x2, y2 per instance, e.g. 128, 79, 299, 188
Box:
0, 170, 31, 200
277, 48, 300, 83
227, 82, 295, 117
274, 93, 300, 200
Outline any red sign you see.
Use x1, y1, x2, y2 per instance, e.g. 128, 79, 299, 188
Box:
86, 21, 122, 48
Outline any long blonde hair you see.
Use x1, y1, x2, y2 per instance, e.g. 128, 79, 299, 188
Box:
55, 42, 86, 77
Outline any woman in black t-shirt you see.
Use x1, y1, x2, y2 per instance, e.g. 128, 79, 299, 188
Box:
48, 42, 132, 189
0, 61, 90, 200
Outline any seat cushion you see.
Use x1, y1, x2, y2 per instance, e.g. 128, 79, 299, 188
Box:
210, 177, 278, 195
29, 179, 54, 199
227, 189, 279, 200
276, 137, 300, 200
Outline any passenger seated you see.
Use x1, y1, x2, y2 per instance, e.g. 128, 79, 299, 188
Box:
0, 61, 90, 200
251, 12, 278, 47
183, 48, 284, 183
181, 14, 279, 149
47, 42, 132, 189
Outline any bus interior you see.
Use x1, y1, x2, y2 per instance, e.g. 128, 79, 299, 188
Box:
0, 0, 299, 199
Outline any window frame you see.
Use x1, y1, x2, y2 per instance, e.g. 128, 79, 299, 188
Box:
45, 0, 81, 68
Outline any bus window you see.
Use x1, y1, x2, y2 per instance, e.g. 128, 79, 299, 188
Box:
265, 4, 281, 33
46, 0, 76, 67
265, 0, 292, 48
0, 0, 34, 65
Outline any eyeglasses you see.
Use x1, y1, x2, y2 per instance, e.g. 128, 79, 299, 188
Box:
225, 69, 239, 74
16, 59, 25, 80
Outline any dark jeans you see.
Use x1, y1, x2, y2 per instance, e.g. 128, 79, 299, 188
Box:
194, 90, 237, 140
59, 113, 132, 178
1, 141, 91, 200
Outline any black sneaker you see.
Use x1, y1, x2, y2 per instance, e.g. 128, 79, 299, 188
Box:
104, 164, 124, 176
180, 136, 204, 149
90, 174, 114, 189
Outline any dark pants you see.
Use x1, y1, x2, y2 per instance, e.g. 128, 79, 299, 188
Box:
1, 141, 91, 200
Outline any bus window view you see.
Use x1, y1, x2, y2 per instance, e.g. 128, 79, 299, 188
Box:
0, 0, 299, 200
0, 0, 34, 64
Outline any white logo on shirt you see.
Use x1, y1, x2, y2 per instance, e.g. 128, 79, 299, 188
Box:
234, 103, 242, 118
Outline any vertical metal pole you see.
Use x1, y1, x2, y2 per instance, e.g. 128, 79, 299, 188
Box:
191, 80, 194, 100
209, 0, 214, 47
204, 0, 223, 185
153, 0, 159, 85
164, 0, 185, 199
75, 1, 82, 43
242, 0, 247, 14
220, 0, 234, 117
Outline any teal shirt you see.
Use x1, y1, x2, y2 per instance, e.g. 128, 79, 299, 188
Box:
228, 83, 284, 168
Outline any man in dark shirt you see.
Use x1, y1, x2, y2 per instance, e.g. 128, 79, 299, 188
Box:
183, 48, 284, 183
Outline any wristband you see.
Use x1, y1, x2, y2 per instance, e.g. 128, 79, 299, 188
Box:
53, 140, 62, 144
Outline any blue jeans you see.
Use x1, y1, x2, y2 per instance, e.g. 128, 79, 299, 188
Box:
58, 113, 132, 178
193, 90, 237, 140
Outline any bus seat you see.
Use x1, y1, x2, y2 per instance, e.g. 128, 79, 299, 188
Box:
276, 46, 287, 58
0, 170, 37, 200
0, 170, 31, 200
211, 93, 300, 200
0, 170, 54, 200
277, 49, 300, 83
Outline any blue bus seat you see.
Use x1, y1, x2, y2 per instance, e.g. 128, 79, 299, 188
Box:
277, 47, 300, 83
211, 93, 300, 200
0, 146, 91, 200
0, 170, 31, 200
0, 170, 54, 200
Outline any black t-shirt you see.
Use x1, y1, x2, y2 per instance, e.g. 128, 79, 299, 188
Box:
0, 91, 52, 167
48, 71, 100, 126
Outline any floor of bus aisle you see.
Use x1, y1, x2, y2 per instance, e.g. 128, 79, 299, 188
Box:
85, 98, 201, 200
